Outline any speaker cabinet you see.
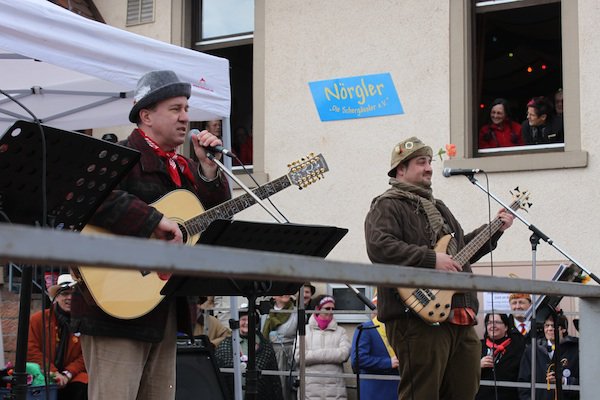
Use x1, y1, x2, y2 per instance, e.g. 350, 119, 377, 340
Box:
176, 337, 229, 400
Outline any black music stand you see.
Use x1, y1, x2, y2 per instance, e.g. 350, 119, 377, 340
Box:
0, 120, 140, 400
162, 219, 348, 400
525, 263, 585, 326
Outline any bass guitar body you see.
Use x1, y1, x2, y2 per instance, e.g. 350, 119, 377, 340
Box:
396, 235, 456, 324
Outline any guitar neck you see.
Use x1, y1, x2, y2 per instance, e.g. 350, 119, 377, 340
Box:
453, 200, 518, 267
185, 175, 292, 236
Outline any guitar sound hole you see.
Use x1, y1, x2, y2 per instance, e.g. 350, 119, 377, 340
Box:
179, 224, 188, 243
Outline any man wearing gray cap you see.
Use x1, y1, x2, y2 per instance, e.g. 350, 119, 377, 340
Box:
364, 137, 514, 400
71, 70, 231, 400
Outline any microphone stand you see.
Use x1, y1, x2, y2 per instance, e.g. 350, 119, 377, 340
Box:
463, 174, 593, 399
354, 323, 379, 400
463, 174, 600, 285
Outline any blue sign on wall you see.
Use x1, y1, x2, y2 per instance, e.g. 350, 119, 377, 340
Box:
308, 73, 404, 121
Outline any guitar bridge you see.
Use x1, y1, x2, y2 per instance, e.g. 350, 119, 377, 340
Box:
413, 288, 436, 305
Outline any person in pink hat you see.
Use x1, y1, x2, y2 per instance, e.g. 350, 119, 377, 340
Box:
296, 295, 350, 399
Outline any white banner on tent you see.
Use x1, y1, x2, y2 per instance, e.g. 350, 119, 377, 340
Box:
0, 0, 230, 133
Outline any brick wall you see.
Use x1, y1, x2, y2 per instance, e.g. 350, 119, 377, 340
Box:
0, 286, 43, 364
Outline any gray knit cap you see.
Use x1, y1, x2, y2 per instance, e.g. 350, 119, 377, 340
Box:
129, 70, 191, 123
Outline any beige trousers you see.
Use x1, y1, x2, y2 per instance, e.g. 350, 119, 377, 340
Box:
81, 304, 177, 400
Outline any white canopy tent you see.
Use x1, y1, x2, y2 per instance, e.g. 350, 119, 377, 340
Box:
0, 0, 231, 134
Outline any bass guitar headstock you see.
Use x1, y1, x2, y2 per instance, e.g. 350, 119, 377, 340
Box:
287, 153, 329, 189
509, 186, 533, 212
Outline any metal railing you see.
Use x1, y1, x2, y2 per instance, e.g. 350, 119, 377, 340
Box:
0, 224, 598, 399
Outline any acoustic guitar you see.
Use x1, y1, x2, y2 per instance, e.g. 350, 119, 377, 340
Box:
78, 153, 328, 319
397, 188, 531, 324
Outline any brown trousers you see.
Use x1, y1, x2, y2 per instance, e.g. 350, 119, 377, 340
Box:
387, 316, 481, 400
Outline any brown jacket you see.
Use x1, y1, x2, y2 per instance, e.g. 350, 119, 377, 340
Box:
364, 192, 501, 322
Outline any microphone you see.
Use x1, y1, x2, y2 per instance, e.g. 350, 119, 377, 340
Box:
188, 129, 234, 157
442, 168, 483, 177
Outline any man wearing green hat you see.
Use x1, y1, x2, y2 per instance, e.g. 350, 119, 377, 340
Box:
364, 137, 514, 399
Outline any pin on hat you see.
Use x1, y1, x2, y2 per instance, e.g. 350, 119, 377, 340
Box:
388, 136, 433, 177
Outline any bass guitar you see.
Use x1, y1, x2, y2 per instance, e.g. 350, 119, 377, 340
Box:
397, 188, 531, 324
78, 153, 328, 319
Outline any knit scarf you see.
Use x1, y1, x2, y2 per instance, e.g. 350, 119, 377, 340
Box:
485, 337, 512, 358
53, 304, 71, 371
315, 315, 332, 330
381, 178, 457, 253
261, 301, 293, 338
138, 129, 195, 187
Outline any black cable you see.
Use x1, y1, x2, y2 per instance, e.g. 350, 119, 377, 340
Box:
481, 171, 501, 400
232, 154, 290, 223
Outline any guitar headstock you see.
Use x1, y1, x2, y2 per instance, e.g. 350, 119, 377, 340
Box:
287, 153, 329, 189
509, 186, 533, 212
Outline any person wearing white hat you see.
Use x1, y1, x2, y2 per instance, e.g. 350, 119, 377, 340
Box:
70, 70, 231, 400
28, 274, 88, 399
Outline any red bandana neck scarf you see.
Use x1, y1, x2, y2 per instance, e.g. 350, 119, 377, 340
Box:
138, 129, 195, 187
486, 337, 512, 358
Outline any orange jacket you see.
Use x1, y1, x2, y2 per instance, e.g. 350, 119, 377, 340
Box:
27, 308, 88, 384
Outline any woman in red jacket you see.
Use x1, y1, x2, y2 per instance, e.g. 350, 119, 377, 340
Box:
479, 98, 524, 149
28, 274, 88, 399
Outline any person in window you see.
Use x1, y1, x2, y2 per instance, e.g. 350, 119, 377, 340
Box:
232, 125, 253, 165
554, 89, 563, 117
517, 312, 579, 400
478, 98, 524, 149
553, 89, 564, 135
476, 313, 525, 400
295, 295, 351, 400
521, 96, 564, 145
204, 119, 222, 139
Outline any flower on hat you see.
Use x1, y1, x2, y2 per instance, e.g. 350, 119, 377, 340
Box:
446, 144, 457, 158
437, 144, 456, 161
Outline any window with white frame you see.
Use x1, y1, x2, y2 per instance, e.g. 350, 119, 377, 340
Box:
447, 0, 587, 172
326, 284, 373, 324
192, 0, 256, 171
474, 1, 563, 155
